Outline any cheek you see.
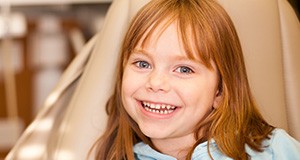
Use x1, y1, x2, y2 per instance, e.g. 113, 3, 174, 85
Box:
121, 80, 136, 120
121, 69, 131, 107
176, 80, 217, 108
122, 70, 140, 98
121, 68, 142, 117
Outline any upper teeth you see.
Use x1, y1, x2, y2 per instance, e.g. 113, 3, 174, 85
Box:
142, 101, 176, 110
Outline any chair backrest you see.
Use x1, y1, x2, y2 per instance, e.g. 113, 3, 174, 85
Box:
219, 0, 300, 138
6, 0, 300, 159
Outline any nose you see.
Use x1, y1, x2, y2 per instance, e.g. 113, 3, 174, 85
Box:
146, 71, 170, 92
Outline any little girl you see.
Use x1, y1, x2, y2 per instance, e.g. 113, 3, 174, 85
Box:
92, 0, 300, 159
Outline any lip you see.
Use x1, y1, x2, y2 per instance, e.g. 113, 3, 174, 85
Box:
136, 99, 180, 119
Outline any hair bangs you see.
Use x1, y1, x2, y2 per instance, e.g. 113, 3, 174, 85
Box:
124, 0, 217, 70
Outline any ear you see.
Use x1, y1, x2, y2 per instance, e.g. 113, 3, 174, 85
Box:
213, 89, 222, 109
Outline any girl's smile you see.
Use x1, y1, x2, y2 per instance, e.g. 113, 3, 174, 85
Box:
137, 99, 181, 118
141, 100, 178, 115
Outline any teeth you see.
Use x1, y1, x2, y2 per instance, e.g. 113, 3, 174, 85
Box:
155, 104, 160, 109
150, 104, 155, 109
142, 101, 177, 115
166, 105, 171, 109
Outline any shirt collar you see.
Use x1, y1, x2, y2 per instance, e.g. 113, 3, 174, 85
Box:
133, 140, 218, 159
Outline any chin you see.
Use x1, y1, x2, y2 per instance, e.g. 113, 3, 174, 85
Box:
139, 127, 170, 139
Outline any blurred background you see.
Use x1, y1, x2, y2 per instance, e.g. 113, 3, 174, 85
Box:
0, 0, 111, 158
0, 0, 299, 159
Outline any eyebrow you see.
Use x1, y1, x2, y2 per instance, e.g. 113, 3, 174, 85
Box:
132, 49, 150, 56
132, 48, 201, 64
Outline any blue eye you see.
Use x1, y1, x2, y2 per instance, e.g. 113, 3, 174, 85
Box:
135, 61, 151, 69
175, 66, 193, 74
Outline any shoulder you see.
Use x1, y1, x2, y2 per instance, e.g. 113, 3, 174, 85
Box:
247, 128, 300, 159
268, 128, 300, 158
270, 128, 299, 145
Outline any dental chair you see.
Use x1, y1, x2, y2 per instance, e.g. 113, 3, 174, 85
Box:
5, 0, 300, 159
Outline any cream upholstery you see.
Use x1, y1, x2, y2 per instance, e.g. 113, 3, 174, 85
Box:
6, 0, 300, 159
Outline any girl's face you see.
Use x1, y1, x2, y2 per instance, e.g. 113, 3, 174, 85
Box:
121, 22, 220, 147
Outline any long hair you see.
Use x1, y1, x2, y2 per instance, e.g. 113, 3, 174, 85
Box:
92, 0, 274, 159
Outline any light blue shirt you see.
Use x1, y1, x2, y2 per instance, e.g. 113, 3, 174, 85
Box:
133, 129, 300, 159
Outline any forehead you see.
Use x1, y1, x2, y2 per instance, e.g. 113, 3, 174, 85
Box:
136, 20, 199, 60
140, 22, 182, 50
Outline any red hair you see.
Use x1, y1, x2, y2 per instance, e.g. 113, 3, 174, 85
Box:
92, 0, 274, 159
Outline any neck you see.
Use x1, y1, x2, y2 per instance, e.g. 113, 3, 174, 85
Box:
151, 134, 196, 160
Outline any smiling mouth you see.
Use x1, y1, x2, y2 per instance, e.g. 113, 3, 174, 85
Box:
141, 101, 177, 115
